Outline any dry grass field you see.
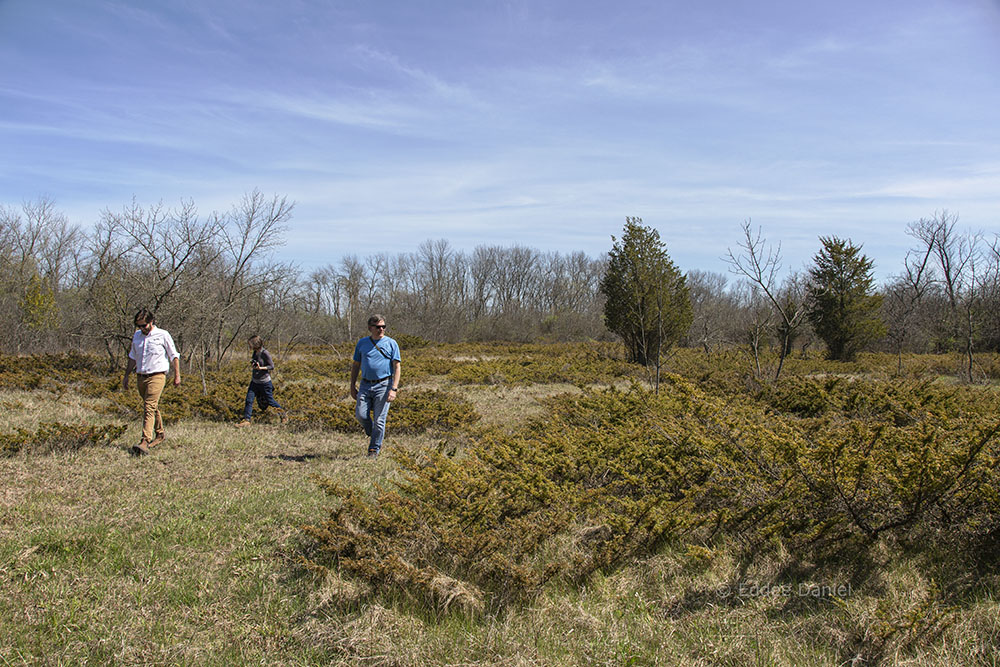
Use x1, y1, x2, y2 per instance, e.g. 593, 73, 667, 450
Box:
3, 344, 1000, 665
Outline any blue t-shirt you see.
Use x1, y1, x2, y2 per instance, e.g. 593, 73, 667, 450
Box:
353, 335, 401, 381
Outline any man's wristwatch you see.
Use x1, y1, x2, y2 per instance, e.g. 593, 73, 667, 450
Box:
391, 386, 399, 391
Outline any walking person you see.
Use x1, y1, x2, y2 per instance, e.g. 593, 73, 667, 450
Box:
122, 308, 181, 456
349, 315, 401, 458
236, 335, 287, 427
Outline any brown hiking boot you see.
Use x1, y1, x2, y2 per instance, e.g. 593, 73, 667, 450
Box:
235, 420, 251, 428
149, 433, 165, 448
132, 440, 149, 456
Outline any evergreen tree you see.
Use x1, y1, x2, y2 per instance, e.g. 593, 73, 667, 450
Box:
601, 217, 692, 366
806, 236, 886, 361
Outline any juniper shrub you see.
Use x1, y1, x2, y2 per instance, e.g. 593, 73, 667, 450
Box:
0, 422, 127, 456
303, 373, 1000, 614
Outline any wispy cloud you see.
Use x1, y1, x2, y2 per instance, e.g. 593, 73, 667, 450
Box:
1, 0, 998, 280
223, 89, 414, 130
867, 166, 1000, 200
350, 45, 477, 102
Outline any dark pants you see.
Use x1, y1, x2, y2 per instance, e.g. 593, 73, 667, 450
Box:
243, 381, 282, 421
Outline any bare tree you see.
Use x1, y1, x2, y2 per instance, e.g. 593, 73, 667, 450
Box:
468, 245, 499, 323
725, 221, 805, 379
0, 199, 90, 352
908, 211, 983, 381
119, 199, 221, 311
978, 236, 1000, 352
731, 281, 773, 379
686, 270, 737, 354
883, 233, 935, 373
536, 250, 606, 339
365, 252, 392, 315
83, 198, 221, 365
337, 254, 369, 339
402, 239, 467, 341
13, 198, 82, 290
210, 190, 294, 366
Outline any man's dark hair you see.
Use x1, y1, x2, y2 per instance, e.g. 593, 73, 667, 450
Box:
134, 308, 155, 325
367, 314, 386, 327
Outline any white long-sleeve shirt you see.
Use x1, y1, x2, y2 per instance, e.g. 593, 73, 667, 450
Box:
128, 326, 180, 374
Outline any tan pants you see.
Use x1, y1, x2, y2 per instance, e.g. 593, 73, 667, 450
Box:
136, 372, 166, 442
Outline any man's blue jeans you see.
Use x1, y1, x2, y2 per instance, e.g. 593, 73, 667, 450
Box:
355, 378, 391, 452
244, 381, 282, 421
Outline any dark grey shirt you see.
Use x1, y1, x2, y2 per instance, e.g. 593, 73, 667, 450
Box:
251, 348, 274, 384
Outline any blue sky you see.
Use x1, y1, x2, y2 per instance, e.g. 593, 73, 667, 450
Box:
2, 0, 999, 279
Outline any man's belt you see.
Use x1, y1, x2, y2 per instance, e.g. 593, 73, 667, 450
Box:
362, 375, 390, 383
136, 371, 166, 377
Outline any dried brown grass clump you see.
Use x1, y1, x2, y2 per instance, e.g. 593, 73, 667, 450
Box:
304, 603, 422, 665
308, 568, 373, 610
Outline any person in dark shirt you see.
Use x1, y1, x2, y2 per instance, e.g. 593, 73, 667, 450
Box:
236, 335, 287, 426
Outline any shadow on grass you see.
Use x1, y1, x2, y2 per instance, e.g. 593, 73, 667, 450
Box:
266, 453, 354, 463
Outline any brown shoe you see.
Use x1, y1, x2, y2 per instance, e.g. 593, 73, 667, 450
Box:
235, 420, 251, 428
149, 433, 165, 448
132, 440, 150, 456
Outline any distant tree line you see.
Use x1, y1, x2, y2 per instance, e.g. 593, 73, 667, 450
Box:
0, 193, 608, 370
2, 196, 999, 377
302, 238, 607, 345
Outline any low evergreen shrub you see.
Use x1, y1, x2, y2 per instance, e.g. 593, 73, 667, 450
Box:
304, 374, 1000, 613
0, 422, 127, 456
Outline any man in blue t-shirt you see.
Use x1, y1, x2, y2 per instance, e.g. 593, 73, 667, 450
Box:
349, 314, 402, 458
